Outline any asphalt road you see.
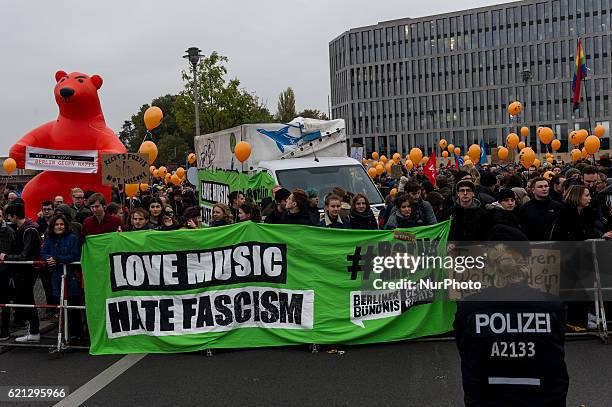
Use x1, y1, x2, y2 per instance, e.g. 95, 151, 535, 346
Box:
0, 336, 609, 407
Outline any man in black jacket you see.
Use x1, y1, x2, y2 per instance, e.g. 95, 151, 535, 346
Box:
0, 207, 16, 340
518, 177, 562, 241
264, 188, 291, 224
447, 180, 492, 241
454, 245, 568, 406
0, 204, 41, 343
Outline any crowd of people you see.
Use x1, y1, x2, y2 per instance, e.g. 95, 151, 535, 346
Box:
0, 154, 611, 343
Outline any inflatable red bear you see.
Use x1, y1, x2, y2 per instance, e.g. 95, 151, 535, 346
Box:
10, 70, 126, 219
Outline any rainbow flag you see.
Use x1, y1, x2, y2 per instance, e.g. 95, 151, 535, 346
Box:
571, 38, 588, 111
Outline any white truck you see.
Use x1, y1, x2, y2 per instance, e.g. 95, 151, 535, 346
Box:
194, 118, 384, 210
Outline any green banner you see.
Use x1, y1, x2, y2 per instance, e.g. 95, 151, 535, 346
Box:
198, 169, 275, 225
82, 221, 453, 355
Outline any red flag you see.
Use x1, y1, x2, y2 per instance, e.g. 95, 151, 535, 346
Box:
424, 151, 437, 186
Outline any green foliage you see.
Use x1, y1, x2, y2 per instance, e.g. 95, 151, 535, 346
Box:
174, 51, 272, 137
298, 108, 329, 120
275, 87, 297, 123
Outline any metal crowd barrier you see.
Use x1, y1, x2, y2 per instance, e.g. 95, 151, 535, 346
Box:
0, 261, 86, 354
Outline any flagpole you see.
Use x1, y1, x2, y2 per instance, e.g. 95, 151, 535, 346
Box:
582, 77, 594, 135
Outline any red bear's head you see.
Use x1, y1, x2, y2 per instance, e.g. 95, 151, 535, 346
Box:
54, 70, 104, 120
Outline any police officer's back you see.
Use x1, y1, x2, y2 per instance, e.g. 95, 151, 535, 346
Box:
453, 247, 568, 407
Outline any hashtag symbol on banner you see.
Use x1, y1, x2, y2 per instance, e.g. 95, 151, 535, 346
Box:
347, 246, 364, 280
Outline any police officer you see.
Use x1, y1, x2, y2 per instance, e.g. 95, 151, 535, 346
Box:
454, 244, 568, 406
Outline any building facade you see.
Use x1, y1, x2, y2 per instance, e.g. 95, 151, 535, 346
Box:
329, 0, 612, 158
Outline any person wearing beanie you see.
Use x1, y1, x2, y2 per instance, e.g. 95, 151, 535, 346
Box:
304, 188, 321, 225
486, 188, 523, 234
447, 180, 492, 241
564, 168, 581, 180
264, 188, 291, 224
477, 171, 498, 205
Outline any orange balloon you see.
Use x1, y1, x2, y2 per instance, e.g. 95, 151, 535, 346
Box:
520, 127, 529, 137
164, 173, 172, 184
422, 156, 429, 164
139, 183, 149, 192
537, 127, 554, 145
390, 188, 398, 196
546, 157, 554, 163
371, 152, 379, 160
235, 141, 251, 163
581, 147, 589, 158
506, 133, 519, 149
392, 153, 401, 162
125, 184, 139, 198
139, 141, 158, 165
577, 129, 589, 144
569, 131, 580, 146
3, 158, 17, 175
158, 166, 167, 178
497, 147, 509, 160
152, 169, 159, 178
439, 139, 448, 149
149, 165, 156, 174
508, 101, 523, 116
544, 170, 555, 180
380, 155, 388, 164
533, 158, 541, 168
368, 167, 377, 178
454, 147, 461, 156
464, 159, 473, 166
519, 147, 536, 168
594, 125, 606, 138
584, 135, 601, 155
385, 162, 393, 173
376, 164, 384, 175
447, 144, 454, 153
551, 139, 561, 151
409, 148, 423, 164
442, 151, 449, 158
518, 141, 526, 150
405, 160, 414, 171
570, 149, 582, 161
176, 167, 185, 178
171, 174, 181, 185
187, 153, 197, 164
144, 106, 163, 131
371, 161, 379, 168
468, 144, 481, 162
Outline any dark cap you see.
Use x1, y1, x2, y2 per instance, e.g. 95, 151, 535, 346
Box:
274, 188, 291, 202
456, 179, 476, 192
480, 171, 497, 187
498, 188, 516, 201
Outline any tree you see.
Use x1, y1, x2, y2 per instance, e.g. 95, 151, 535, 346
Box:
174, 51, 272, 138
275, 87, 297, 123
118, 94, 190, 166
298, 109, 329, 120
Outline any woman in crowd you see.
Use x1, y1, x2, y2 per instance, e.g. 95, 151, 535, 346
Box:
238, 202, 262, 223
280, 189, 315, 225
385, 194, 417, 229
39, 214, 83, 341
210, 203, 233, 227
159, 206, 180, 231
128, 208, 151, 231
349, 193, 378, 230
182, 206, 202, 229
551, 185, 610, 240
148, 198, 164, 230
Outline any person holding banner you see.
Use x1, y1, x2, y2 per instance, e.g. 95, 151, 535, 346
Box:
128, 208, 151, 232
280, 189, 315, 226
238, 202, 262, 223
349, 193, 378, 230
264, 188, 291, 224
159, 207, 180, 231
385, 194, 418, 229
147, 198, 164, 230
318, 194, 350, 229
210, 204, 233, 227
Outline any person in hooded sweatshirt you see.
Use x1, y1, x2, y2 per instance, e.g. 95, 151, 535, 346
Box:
385, 194, 418, 229
486, 188, 522, 230
447, 180, 492, 241
280, 189, 315, 226
319, 194, 350, 228
349, 193, 378, 230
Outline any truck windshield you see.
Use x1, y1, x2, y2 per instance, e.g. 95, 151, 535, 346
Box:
275, 165, 383, 208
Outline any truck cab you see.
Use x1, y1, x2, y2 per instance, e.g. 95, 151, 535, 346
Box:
255, 157, 385, 211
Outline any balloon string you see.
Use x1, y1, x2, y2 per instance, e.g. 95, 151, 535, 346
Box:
142, 131, 152, 145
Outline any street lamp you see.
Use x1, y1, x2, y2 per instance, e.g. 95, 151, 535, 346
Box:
183, 47, 203, 137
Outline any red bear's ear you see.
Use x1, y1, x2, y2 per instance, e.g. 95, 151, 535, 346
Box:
91, 75, 103, 90
55, 70, 67, 82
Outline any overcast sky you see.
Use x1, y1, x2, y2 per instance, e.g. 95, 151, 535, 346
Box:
1, 0, 506, 155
